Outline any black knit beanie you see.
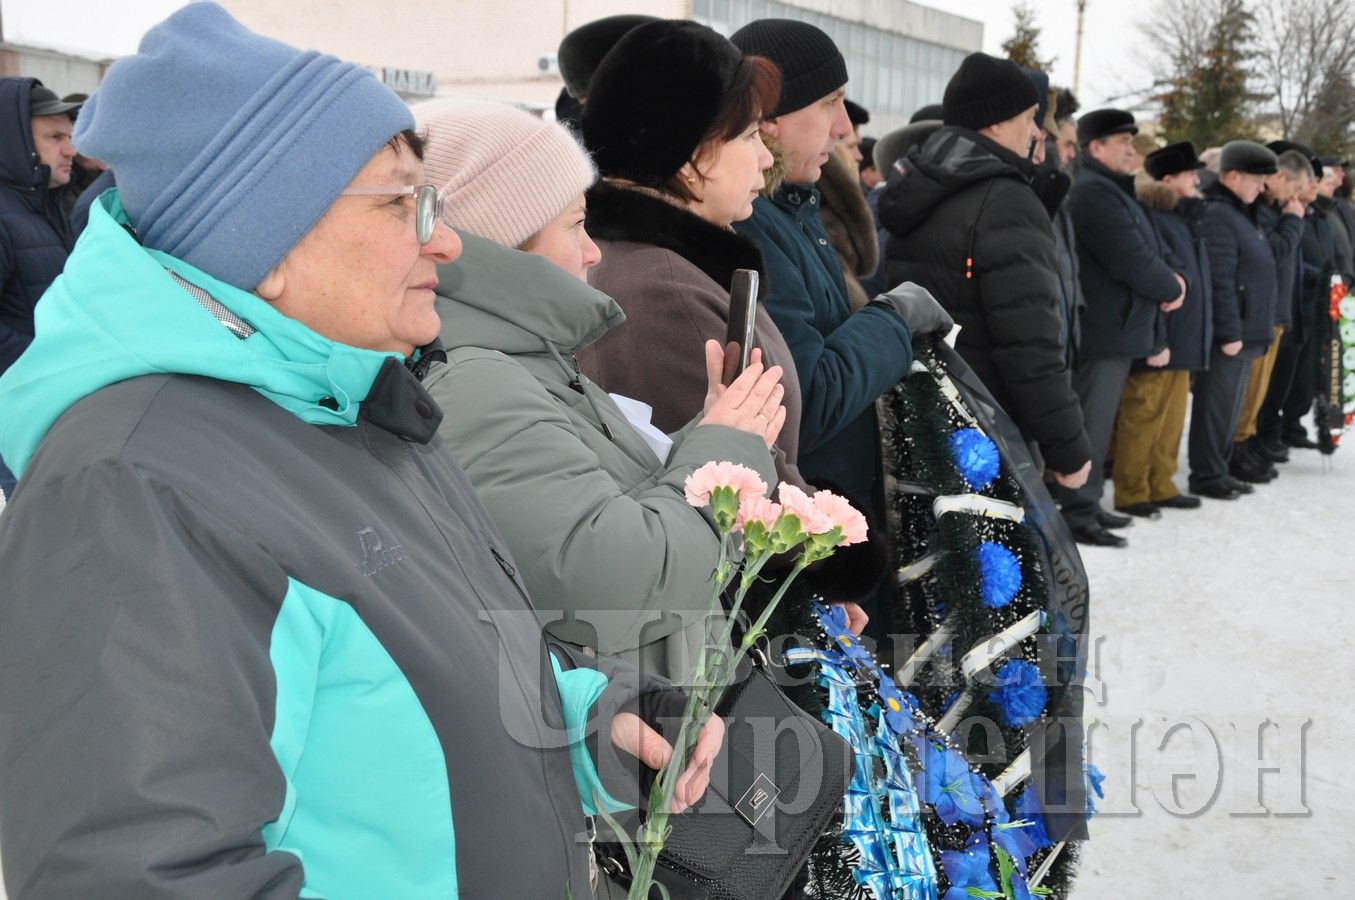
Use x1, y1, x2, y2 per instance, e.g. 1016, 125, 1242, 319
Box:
730, 19, 846, 117
942, 52, 1040, 131
582, 20, 743, 186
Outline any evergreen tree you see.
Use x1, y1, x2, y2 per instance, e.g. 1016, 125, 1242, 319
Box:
1002, 2, 1055, 71
1157, 0, 1258, 147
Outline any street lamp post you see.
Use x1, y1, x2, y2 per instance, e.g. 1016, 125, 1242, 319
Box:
1074, 0, 1087, 94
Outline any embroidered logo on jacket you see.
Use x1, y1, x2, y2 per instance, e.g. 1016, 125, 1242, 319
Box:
355, 527, 409, 576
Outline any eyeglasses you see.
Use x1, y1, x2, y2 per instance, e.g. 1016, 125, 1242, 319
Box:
339, 183, 445, 244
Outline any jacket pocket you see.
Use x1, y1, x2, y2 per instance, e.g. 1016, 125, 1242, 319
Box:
1237, 283, 1248, 322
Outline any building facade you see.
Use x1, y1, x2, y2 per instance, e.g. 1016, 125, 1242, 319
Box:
216, 0, 979, 131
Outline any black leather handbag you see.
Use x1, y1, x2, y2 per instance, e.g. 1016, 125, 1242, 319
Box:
598, 651, 853, 900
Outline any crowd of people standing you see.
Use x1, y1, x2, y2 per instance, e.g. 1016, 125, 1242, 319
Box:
0, 1, 1350, 895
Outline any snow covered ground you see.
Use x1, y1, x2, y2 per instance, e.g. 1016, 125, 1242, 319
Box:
0, 440, 1350, 898
1074, 441, 1353, 898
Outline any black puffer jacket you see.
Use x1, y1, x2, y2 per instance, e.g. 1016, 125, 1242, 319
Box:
1138, 182, 1213, 371
878, 126, 1089, 474
1199, 181, 1279, 352
1051, 204, 1084, 368
1254, 201, 1304, 331
1067, 157, 1181, 360
0, 77, 73, 374
1297, 203, 1338, 334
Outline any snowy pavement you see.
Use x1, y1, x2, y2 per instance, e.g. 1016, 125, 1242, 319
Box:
1074, 442, 1353, 898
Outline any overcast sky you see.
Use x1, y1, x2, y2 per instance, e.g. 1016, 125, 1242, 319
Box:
1, 0, 1160, 110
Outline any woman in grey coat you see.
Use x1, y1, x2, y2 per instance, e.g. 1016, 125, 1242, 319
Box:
414, 98, 792, 679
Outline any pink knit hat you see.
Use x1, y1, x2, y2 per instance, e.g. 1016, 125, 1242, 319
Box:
413, 98, 596, 248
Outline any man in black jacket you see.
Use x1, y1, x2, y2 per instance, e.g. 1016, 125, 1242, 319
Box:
1057, 109, 1186, 545
1241, 146, 1309, 472
878, 52, 1091, 504
0, 78, 81, 497
1113, 142, 1210, 515
1190, 141, 1281, 499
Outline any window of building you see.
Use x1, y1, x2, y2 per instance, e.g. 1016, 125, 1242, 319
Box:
692, 0, 969, 122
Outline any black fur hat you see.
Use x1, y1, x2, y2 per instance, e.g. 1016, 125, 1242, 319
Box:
1144, 140, 1204, 180
582, 20, 743, 186
558, 14, 659, 99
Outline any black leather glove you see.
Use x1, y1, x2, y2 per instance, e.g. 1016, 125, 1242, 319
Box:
869, 282, 954, 337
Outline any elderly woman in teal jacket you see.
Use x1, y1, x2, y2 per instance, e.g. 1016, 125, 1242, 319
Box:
0, 6, 719, 897
415, 97, 792, 679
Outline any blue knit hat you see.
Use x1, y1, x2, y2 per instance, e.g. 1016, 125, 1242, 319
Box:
73, 2, 415, 290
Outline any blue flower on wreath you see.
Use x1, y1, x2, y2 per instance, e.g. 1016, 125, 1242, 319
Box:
976, 541, 1022, 608
940, 833, 1000, 900
1086, 764, 1106, 817
1014, 784, 1054, 851
991, 659, 1047, 727
918, 741, 986, 828
949, 427, 1001, 491
876, 674, 917, 734
831, 630, 876, 668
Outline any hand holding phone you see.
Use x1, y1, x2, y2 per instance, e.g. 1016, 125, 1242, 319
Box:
723, 269, 759, 386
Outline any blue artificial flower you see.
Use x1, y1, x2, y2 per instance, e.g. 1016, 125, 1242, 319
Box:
940, 833, 1000, 900
1086, 763, 1106, 817
948, 427, 1001, 491
918, 741, 986, 828
877, 674, 917, 735
831, 630, 877, 668
991, 659, 1047, 727
976, 542, 1022, 608
1013, 784, 1054, 851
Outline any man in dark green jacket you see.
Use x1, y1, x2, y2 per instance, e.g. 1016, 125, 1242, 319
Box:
730, 18, 952, 640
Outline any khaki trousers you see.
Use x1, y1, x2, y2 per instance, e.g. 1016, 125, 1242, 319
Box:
1233, 326, 1285, 443
1113, 368, 1191, 507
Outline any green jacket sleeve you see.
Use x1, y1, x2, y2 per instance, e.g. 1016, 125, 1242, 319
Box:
0, 460, 304, 897
428, 351, 775, 655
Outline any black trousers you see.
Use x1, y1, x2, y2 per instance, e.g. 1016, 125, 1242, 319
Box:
1259, 327, 1318, 441
1051, 356, 1132, 528
1188, 348, 1255, 488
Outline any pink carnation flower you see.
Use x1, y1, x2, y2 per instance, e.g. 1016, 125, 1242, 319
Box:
684, 461, 769, 508
777, 483, 833, 535
813, 490, 869, 546
735, 495, 783, 532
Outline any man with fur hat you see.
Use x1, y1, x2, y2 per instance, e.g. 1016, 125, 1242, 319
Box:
1190, 140, 1283, 498
1058, 108, 1186, 542
1113, 142, 1212, 514
729, 18, 953, 642
0, 5, 719, 894
879, 52, 1092, 520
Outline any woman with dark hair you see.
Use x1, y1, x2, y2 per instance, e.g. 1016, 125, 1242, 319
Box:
576, 20, 810, 490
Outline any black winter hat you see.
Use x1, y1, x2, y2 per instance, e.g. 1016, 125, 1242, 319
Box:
730, 19, 846, 117
845, 98, 869, 127
1220, 140, 1278, 176
942, 53, 1039, 131
910, 103, 943, 123
1266, 140, 1320, 177
1077, 108, 1137, 145
859, 136, 877, 171
1145, 141, 1204, 180
582, 20, 743, 186
558, 14, 659, 99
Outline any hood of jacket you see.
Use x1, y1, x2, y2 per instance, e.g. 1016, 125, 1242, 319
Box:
1137, 179, 1180, 212
434, 230, 624, 359
585, 180, 767, 299
0, 189, 407, 476
0, 77, 46, 206
879, 125, 1034, 238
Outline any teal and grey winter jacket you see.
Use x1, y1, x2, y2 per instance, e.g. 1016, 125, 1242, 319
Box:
0, 192, 641, 898
426, 233, 777, 678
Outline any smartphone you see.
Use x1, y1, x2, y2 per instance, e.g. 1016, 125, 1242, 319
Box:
725, 269, 759, 385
